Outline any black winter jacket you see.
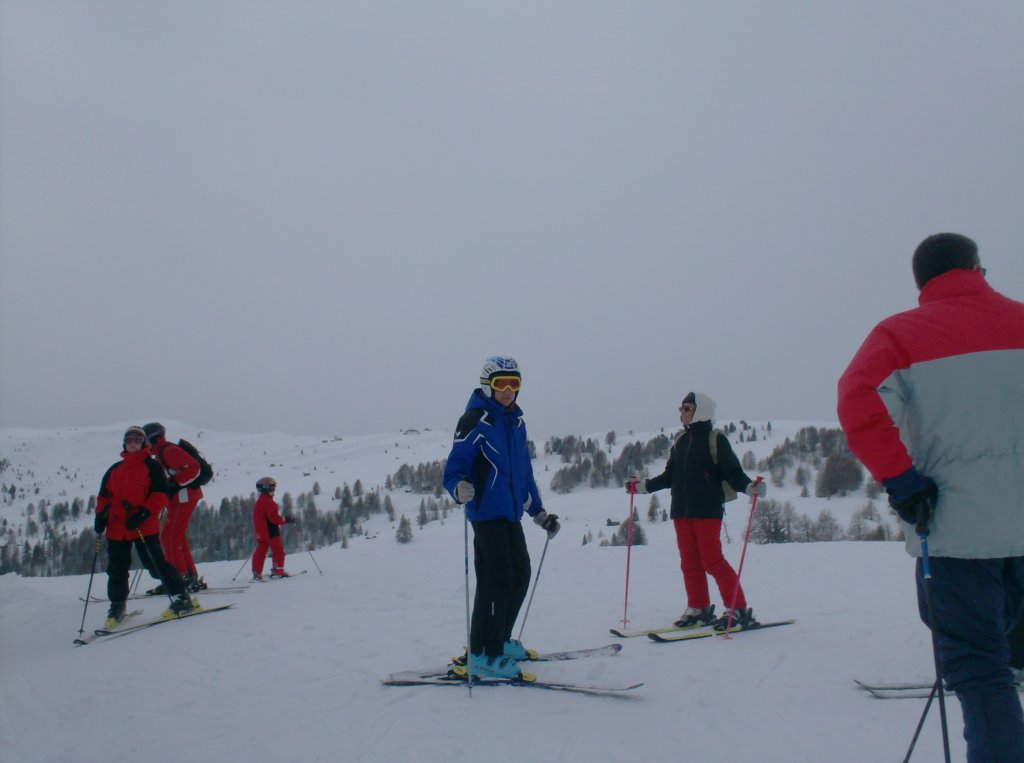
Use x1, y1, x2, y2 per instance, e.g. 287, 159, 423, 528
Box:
645, 420, 752, 520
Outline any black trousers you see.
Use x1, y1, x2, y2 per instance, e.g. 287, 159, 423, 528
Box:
106, 534, 185, 603
470, 519, 531, 657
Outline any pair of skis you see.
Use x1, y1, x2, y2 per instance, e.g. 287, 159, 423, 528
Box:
73, 604, 234, 646
384, 643, 643, 697
611, 619, 797, 642
79, 585, 248, 603
856, 678, 1024, 700
252, 570, 307, 582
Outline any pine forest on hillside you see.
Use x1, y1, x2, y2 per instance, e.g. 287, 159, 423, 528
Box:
0, 425, 896, 577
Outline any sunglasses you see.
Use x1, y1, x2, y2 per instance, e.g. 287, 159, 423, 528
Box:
679, 404, 696, 413
124, 435, 146, 444
488, 375, 522, 392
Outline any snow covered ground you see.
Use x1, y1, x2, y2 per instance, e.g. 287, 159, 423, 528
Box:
0, 422, 971, 762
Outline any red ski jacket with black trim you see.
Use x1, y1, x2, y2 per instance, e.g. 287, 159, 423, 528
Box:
96, 449, 169, 541
253, 494, 287, 541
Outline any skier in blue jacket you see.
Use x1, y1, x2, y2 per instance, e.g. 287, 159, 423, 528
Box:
443, 356, 560, 679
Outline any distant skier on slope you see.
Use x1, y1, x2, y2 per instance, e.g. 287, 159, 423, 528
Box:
251, 476, 294, 580
838, 233, 1024, 763
443, 356, 560, 680
625, 392, 765, 632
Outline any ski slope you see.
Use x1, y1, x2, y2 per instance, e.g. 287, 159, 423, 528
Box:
0, 422, 972, 762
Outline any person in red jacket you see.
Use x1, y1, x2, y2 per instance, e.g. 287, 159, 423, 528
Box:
838, 233, 1024, 763
142, 422, 205, 593
252, 477, 294, 580
94, 427, 194, 624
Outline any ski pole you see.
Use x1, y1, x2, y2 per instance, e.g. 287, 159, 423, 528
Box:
464, 510, 473, 697
128, 566, 143, 596
291, 521, 322, 575
902, 680, 940, 763
134, 530, 177, 607
723, 476, 763, 634
231, 552, 253, 582
910, 513, 951, 763
74, 537, 103, 643
516, 534, 549, 643
621, 487, 636, 627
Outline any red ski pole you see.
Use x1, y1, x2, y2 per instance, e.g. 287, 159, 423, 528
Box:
723, 476, 763, 634
621, 486, 637, 627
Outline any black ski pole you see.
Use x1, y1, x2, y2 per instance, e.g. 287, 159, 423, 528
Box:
232, 551, 254, 582
128, 566, 143, 596
905, 504, 951, 763
463, 510, 473, 697
74, 537, 103, 644
291, 521, 322, 575
902, 680, 940, 763
134, 530, 178, 607
516, 535, 549, 643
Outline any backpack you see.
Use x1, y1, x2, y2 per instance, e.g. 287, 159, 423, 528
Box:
708, 431, 738, 503
176, 439, 214, 487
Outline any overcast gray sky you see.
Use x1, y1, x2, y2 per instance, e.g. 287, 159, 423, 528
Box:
1, 1, 1022, 438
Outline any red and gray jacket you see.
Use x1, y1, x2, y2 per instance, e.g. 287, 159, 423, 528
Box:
96, 449, 169, 540
837, 269, 1024, 559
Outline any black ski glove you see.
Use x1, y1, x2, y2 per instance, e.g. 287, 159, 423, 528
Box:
533, 510, 560, 539
124, 507, 151, 531
94, 510, 108, 534
883, 468, 938, 536
285, 516, 295, 524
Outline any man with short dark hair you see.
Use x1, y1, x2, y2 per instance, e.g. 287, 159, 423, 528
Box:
838, 233, 1024, 763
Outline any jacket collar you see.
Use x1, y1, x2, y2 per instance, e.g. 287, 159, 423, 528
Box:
918, 268, 992, 305
120, 448, 150, 463
467, 388, 522, 419
685, 419, 712, 435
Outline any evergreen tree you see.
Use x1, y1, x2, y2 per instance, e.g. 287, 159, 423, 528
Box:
396, 515, 413, 544
742, 450, 757, 470
646, 494, 661, 522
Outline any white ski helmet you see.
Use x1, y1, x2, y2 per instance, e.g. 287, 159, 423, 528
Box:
479, 356, 521, 399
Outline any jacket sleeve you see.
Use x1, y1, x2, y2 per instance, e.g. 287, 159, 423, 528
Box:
837, 324, 914, 482
161, 443, 201, 488
143, 458, 170, 513
521, 425, 544, 517
443, 410, 484, 499
96, 465, 116, 515
645, 442, 676, 493
266, 498, 286, 526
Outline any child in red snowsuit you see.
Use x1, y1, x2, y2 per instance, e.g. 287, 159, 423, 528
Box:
252, 477, 293, 580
